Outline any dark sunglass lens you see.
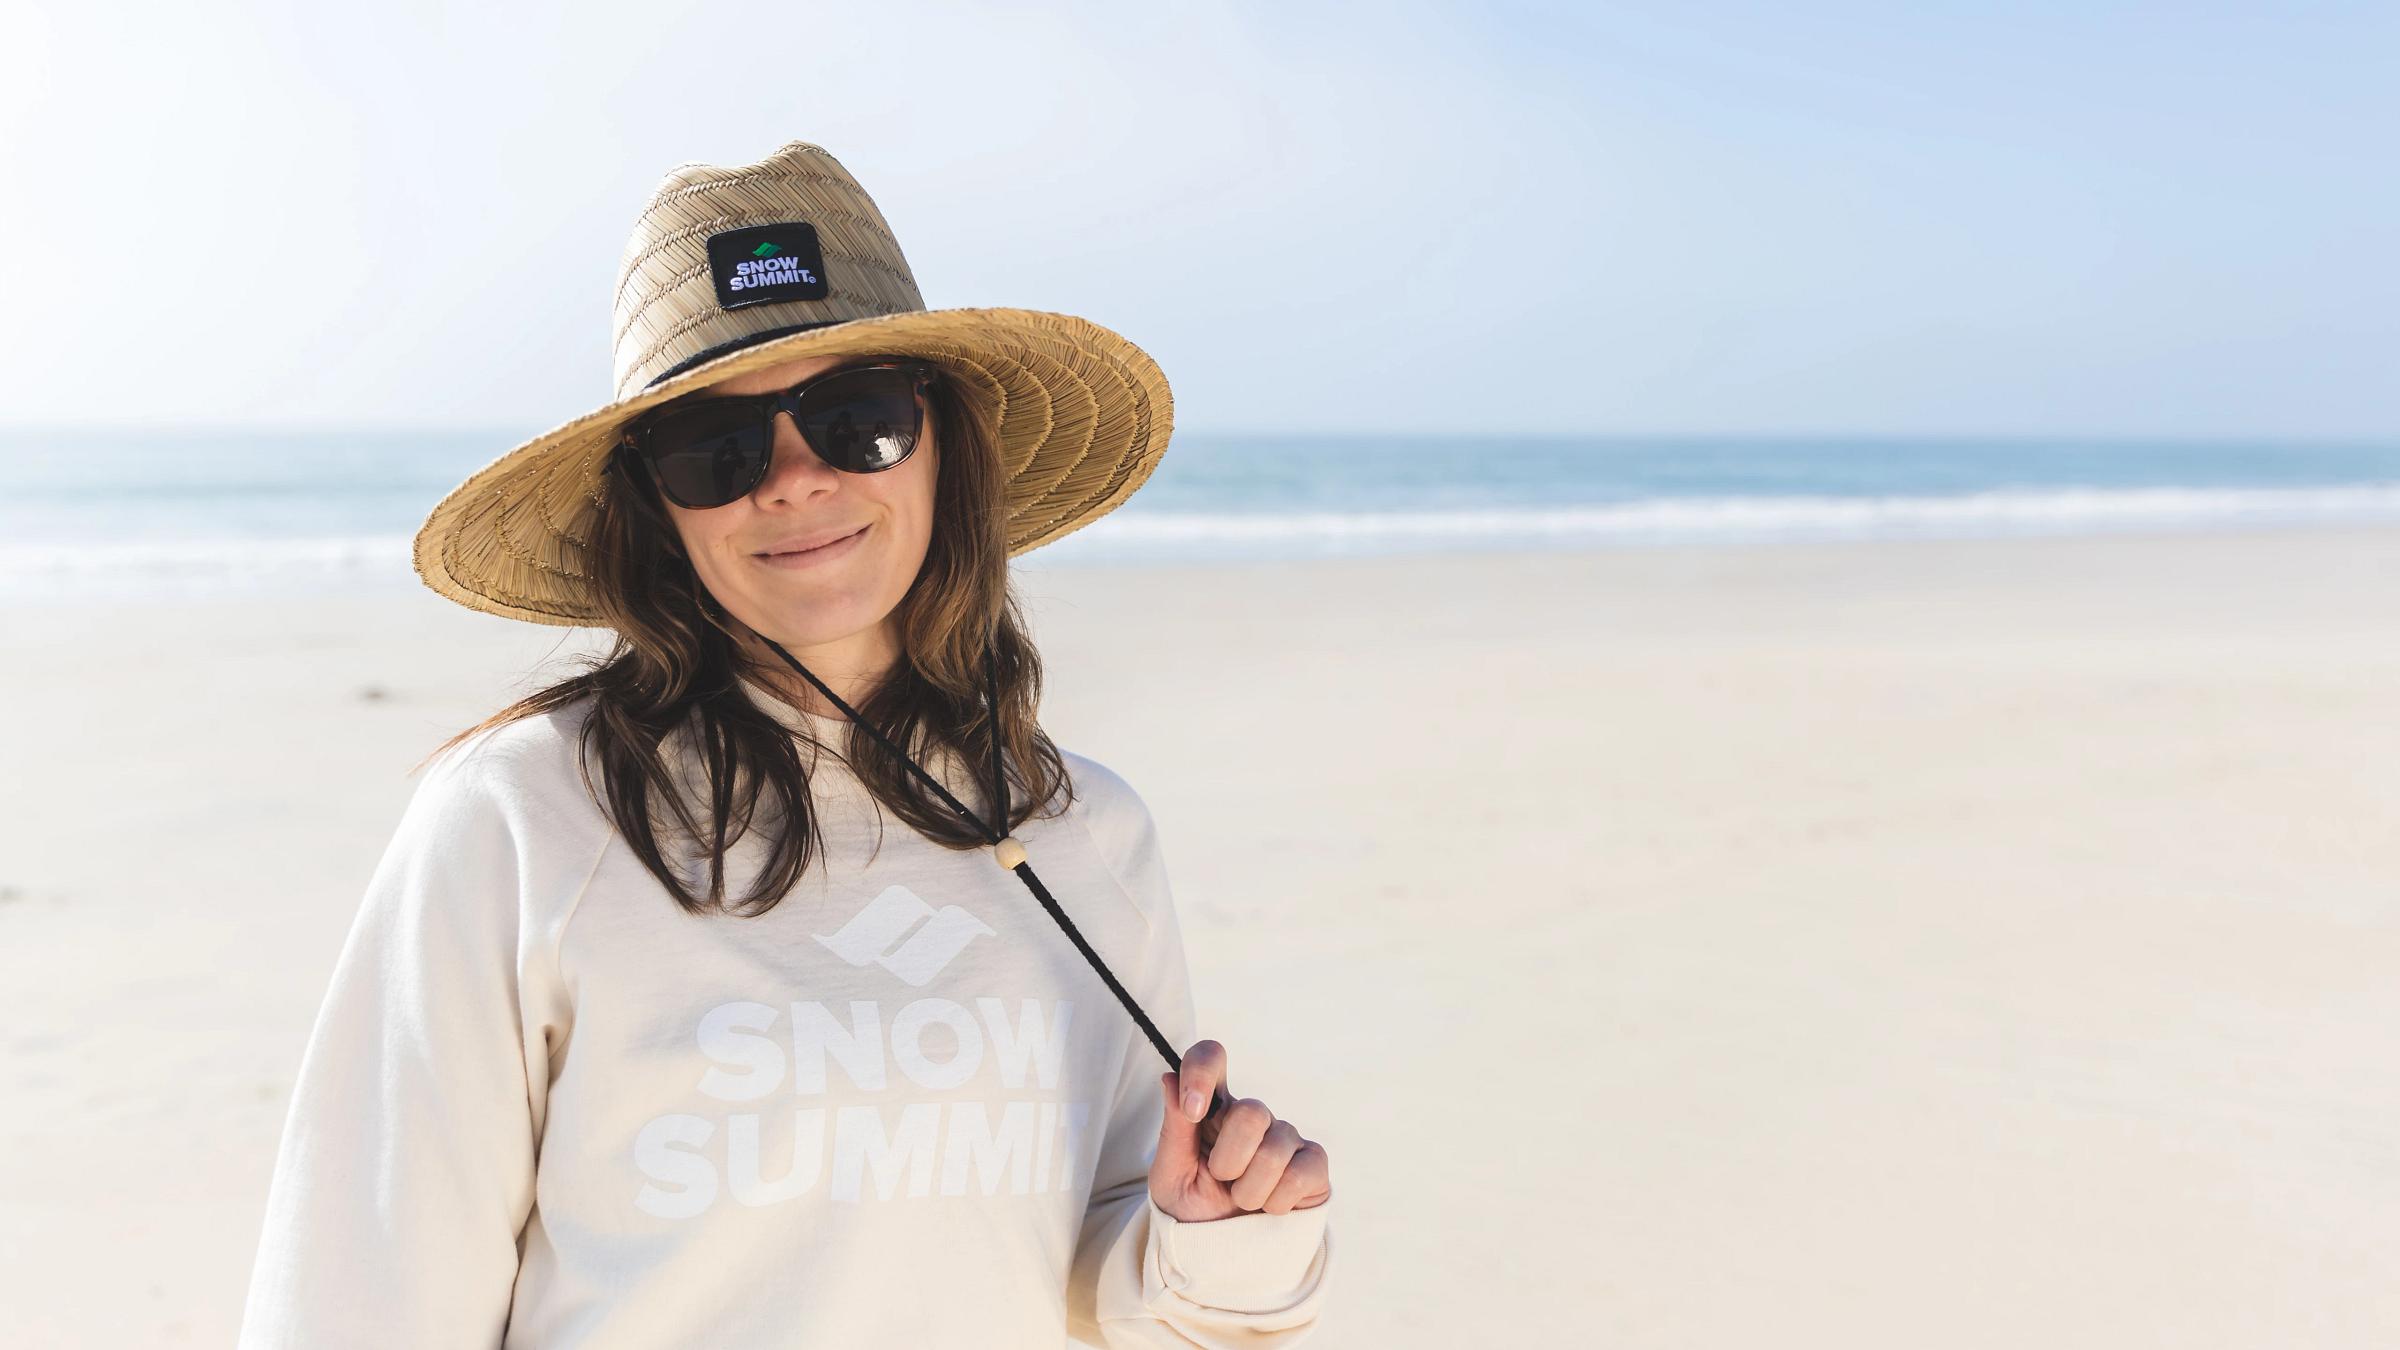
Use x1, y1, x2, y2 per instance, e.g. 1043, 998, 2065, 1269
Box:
648, 401, 771, 507
797, 368, 923, 472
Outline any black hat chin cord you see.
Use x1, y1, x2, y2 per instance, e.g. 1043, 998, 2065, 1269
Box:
753, 633, 1234, 1140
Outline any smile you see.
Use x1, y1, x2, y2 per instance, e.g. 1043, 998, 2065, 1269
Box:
755, 525, 869, 569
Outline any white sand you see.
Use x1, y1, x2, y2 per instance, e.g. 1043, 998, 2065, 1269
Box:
3, 529, 2397, 1346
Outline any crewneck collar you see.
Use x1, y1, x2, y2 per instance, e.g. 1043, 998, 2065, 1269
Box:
735, 673, 993, 809
735, 674, 860, 741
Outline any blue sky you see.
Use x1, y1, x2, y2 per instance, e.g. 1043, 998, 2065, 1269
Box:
1, 0, 2391, 439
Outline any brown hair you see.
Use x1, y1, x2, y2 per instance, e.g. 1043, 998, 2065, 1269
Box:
415, 369, 1077, 917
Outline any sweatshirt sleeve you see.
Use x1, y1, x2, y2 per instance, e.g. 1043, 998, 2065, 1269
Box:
1063, 761, 1335, 1348
237, 737, 562, 1349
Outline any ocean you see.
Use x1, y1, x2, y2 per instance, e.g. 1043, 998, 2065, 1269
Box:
5, 427, 2400, 603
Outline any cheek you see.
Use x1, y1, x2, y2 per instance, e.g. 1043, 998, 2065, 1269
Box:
915, 461, 942, 526
897, 452, 940, 539
668, 511, 741, 580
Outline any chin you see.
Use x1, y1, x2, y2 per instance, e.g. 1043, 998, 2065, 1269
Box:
748, 592, 878, 639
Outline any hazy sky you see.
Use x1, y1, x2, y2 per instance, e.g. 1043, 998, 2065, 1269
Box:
3, 0, 2392, 439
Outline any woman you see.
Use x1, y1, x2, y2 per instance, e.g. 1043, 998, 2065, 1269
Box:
237, 141, 1334, 1348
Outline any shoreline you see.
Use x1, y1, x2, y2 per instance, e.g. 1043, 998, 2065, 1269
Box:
11, 513, 2400, 608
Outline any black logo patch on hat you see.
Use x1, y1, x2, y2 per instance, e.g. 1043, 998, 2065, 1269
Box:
705, 223, 832, 310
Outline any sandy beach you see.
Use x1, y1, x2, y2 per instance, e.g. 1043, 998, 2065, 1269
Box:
3, 527, 2397, 1347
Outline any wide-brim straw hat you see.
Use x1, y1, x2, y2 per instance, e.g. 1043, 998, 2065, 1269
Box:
411, 138, 1174, 628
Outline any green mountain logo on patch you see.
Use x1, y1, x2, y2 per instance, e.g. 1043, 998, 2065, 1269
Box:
751, 242, 783, 258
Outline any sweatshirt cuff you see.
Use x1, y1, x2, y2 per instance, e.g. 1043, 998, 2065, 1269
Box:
1145, 1193, 1332, 1314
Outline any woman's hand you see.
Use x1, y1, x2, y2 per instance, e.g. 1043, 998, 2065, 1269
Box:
1149, 1038, 1333, 1222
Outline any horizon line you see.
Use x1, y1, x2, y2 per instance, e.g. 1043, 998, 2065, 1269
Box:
2, 422, 2399, 451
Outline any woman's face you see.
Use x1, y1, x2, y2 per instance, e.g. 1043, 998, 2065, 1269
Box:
660, 353, 940, 650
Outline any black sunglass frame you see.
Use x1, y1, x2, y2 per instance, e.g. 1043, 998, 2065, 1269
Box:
616, 359, 941, 510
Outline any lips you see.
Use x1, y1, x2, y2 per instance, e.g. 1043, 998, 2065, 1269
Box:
756, 525, 868, 557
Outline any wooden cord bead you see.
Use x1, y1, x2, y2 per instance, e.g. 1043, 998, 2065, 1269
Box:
992, 836, 1028, 869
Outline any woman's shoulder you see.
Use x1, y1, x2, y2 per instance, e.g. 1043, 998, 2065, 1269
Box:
365, 701, 613, 939
1052, 744, 1164, 864
412, 696, 612, 828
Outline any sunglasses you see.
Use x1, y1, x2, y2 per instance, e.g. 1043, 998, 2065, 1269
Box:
617, 359, 939, 510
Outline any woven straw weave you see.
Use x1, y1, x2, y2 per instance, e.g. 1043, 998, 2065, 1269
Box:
412, 141, 1173, 628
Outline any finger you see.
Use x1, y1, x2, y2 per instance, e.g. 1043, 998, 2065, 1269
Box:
1204, 1097, 1275, 1184
1174, 1039, 1227, 1124
1229, 1119, 1305, 1212
1153, 1074, 1200, 1174
1263, 1139, 1332, 1214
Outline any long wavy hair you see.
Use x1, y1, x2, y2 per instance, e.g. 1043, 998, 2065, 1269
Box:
416, 366, 1078, 918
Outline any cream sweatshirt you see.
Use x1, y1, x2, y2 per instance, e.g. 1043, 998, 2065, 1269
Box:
236, 676, 1333, 1348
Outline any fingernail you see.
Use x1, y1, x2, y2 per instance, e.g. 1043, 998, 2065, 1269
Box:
1182, 1089, 1207, 1122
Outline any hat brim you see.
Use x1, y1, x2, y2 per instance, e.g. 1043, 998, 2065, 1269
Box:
411, 306, 1173, 627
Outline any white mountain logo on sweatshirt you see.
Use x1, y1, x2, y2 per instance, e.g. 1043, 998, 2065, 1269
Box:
812, 884, 996, 986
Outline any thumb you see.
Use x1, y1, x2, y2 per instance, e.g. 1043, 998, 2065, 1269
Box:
1154, 1072, 1201, 1175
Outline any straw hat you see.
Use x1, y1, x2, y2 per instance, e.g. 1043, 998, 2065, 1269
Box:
411, 138, 1174, 627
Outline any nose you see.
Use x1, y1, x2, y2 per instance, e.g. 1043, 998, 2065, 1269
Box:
754, 410, 842, 503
